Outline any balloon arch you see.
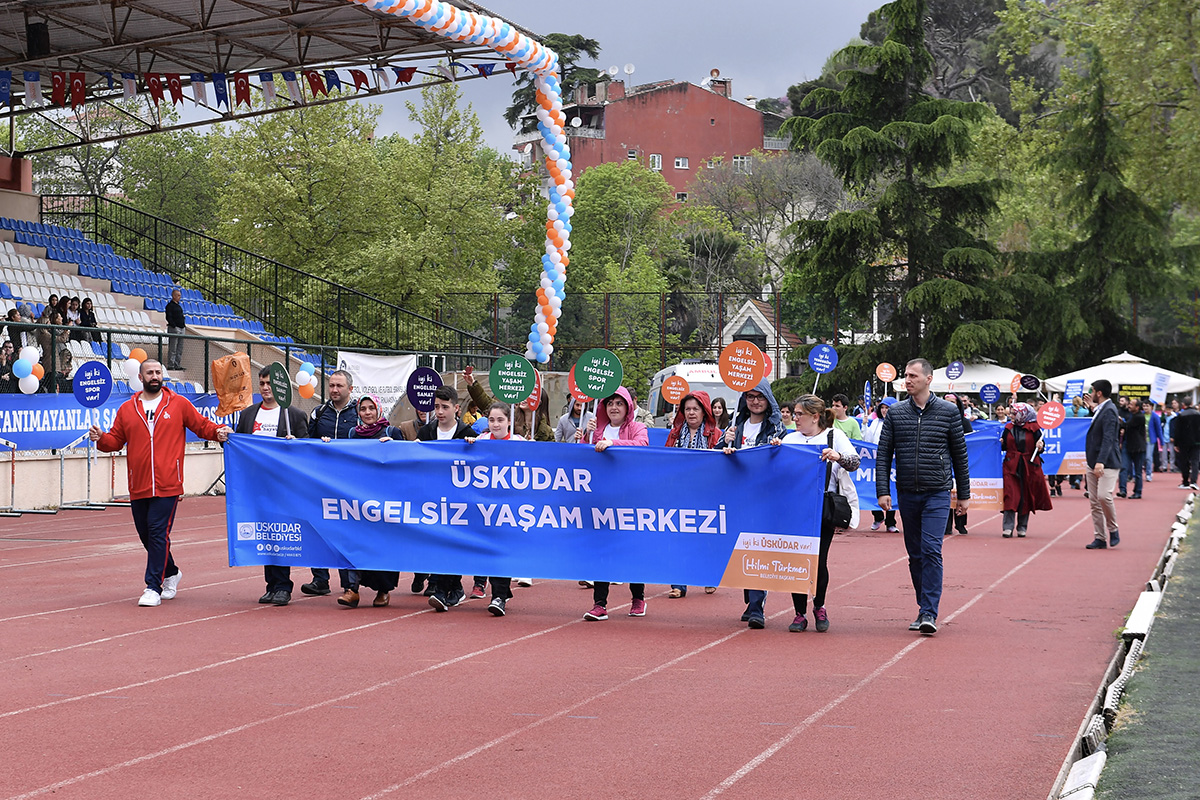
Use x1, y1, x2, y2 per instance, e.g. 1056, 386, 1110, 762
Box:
347, 0, 571, 365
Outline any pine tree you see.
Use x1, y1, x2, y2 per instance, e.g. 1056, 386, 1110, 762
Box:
782, 0, 1015, 364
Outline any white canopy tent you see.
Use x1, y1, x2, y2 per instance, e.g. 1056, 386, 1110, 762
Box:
890, 358, 1036, 395
1044, 352, 1200, 396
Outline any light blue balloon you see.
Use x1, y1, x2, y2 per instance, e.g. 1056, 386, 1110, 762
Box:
531, 342, 544, 355
12, 358, 32, 379
537, 352, 551, 364
301, 361, 315, 374
553, 279, 565, 292
528, 332, 539, 343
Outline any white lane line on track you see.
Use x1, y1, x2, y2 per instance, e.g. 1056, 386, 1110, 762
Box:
0, 575, 258, 624
0, 537, 226, 570
698, 512, 1090, 799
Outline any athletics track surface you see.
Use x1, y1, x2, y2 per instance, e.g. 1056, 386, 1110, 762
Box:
0, 482, 1181, 799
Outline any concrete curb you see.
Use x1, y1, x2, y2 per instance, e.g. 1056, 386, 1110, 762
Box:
1047, 494, 1192, 800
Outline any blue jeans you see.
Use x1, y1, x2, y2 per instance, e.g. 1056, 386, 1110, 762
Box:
897, 491, 951, 619
1122, 448, 1144, 496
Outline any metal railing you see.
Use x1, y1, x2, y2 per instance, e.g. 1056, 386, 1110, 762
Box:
37, 195, 516, 358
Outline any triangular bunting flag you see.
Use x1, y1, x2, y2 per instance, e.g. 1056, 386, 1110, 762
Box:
122, 73, 138, 99
51, 72, 66, 106
211, 73, 228, 108
190, 73, 207, 106
281, 71, 303, 104
435, 65, 456, 83
304, 71, 327, 97
233, 74, 251, 107
101, 72, 114, 90
372, 67, 391, 90
349, 69, 370, 92
323, 70, 342, 93
474, 63, 495, 78
259, 72, 277, 105
166, 74, 183, 105
146, 73, 164, 104
22, 71, 42, 105
69, 72, 86, 109
0, 72, 10, 108
394, 66, 417, 84
505, 63, 517, 75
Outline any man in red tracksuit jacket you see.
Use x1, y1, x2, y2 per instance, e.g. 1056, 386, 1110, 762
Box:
90, 359, 232, 607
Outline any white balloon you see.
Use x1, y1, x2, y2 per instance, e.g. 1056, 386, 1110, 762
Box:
562, 169, 573, 181
552, 307, 563, 318
309, 375, 319, 388
544, 343, 554, 355
19, 346, 39, 363
540, 277, 551, 288
544, 286, 556, 299
296, 370, 311, 385
18, 374, 39, 394
550, 295, 562, 308
539, 333, 551, 344
537, 322, 549, 333
547, 207, 559, 221
123, 358, 141, 378
553, 219, 565, 231
549, 250, 562, 263
129, 376, 144, 392
563, 239, 572, 251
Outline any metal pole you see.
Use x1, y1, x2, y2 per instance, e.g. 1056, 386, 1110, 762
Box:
59, 434, 106, 510
0, 441, 21, 517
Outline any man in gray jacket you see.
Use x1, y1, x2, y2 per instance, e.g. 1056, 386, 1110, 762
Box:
876, 358, 970, 635
1083, 379, 1122, 549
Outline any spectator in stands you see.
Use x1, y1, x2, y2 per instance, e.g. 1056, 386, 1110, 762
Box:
89, 359, 232, 607
4, 309, 29, 352
43, 348, 73, 394
66, 297, 81, 327
47, 294, 59, 314
236, 366, 308, 606
302, 369, 358, 597
54, 296, 70, 322
0, 341, 16, 393
76, 297, 99, 342
39, 311, 70, 373
165, 289, 186, 370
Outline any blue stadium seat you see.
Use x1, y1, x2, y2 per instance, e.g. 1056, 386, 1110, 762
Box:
0, 283, 10, 300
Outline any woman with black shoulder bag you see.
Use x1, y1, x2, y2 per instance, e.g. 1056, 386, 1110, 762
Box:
760, 394, 860, 633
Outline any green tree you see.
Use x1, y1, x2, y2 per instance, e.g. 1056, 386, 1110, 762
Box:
782, 0, 1015, 365
504, 33, 604, 130
121, 127, 219, 232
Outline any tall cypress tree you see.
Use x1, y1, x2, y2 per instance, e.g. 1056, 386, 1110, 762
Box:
782, 0, 1014, 363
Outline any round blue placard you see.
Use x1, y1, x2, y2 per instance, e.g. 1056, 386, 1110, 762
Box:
946, 361, 966, 380
406, 367, 443, 413
73, 361, 113, 408
979, 384, 1001, 405
808, 345, 838, 374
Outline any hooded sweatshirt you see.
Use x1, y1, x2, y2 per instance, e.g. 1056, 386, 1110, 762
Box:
581, 386, 649, 446
664, 391, 722, 449
728, 378, 784, 450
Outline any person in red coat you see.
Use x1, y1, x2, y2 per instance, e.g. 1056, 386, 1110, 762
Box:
89, 359, 232, 606
1000, 402, 1053, 538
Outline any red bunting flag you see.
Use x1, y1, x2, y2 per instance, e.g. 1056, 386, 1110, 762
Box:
233, 73, 251, 107
505, 63, 517, 75
69, 72, 86, 109
393, 66, 417, 84
304, 70, 327, 97
51, 71, 66, 106
146, 73, 164, 104
165, 74, 183, 105
349, 69, 370, 91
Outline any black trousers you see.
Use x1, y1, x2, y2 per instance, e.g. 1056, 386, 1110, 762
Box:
264, 564, 293, 593
345, 570, 399, 592
309, 567, 348, 590
792, 520, 836, 613
1179, 445, 1200, 485
593, 582, 644, 606
130, 496, 180, 592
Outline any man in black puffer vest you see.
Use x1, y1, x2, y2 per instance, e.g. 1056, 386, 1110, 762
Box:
876, 358, 971, 636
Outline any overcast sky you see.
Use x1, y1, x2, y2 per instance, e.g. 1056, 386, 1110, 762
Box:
373, 0, 885, 153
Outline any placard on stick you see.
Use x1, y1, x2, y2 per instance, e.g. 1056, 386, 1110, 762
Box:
406, 366, 443, 413
267, 362, 292, 409
662, 375, 690, 406
719, 341, 766, 392
489, 355, 536, 404
574, 348, 623, 400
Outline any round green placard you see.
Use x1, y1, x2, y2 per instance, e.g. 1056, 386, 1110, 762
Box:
267, 361, 293, 409
489, 355, 536, 404
574, 348, 624, 400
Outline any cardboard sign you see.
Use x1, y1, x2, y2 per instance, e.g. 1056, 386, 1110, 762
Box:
876, 362, 897, 382
267, 362, 292, 409
946, 361, 965, 380
488, 355, 536, 404
1010, 375, 1022, 393
1119, 383, 1151, 399
72, 361, 113, 408
527, 370, 543, 410
567, 365, 590, 403
1064, 379, 1086, 401
662, 375, 690, 406
1038, 401, 1066, 430
406, 366, 443, 413
1150, 373, 1169, 405
575, 349, 624, 400
980, 384, 1001, 405
719, 341, 766, 392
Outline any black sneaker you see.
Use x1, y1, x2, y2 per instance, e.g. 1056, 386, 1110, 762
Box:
423, 583, 438, 597
270, 590, 290, 606
918, 614, 938, 635
410, 575, 425, 594
740, 606, 753, 623
488, 597, 507, 617
908, 615, 922, 631
747, 613, 765, 629
1109, 530, 1120, 547
429, 593, 449, 612
300, 581, 331, 596
1085, 538, 1108, 550
447, 589, 466, 608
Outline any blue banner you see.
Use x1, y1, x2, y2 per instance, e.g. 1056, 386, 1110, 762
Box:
0, 392, 242, 451
224, 437, 827, 592
1037, 417, 1090, 475
844, 431, 1003, 511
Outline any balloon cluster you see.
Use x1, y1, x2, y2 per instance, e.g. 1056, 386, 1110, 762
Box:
295, 361, 319, 399
346, 0, 570, 365
121, 348, 150, 391
11, 346, 44, 394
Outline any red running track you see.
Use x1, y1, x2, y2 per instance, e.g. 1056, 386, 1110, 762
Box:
0, 480, 1183, 799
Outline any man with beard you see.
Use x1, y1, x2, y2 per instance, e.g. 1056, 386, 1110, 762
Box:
90, 359, 232, 607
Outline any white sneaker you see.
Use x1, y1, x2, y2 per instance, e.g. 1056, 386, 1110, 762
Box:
161, 571, 182, 600
138, 588, 162, 607
515, 578, 533, 587
870, 522, 882, 531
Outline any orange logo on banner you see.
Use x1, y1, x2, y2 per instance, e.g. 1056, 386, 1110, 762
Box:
876, 362, 897, 382
1038, 401, 1066, 430
1010, 375, 1022, 392
567, 365, 590, 403
662, 375, 690, 405
719, 341, 766, 392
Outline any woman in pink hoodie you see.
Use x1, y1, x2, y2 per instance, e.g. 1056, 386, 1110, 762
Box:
577, 386, 649, 619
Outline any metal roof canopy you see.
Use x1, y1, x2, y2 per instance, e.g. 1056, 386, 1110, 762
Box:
0, 0, 539, 154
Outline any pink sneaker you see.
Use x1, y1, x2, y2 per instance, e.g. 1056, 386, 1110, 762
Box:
584, 604, 608, 621
814, 607, 829, 632
469, 584, 486, 600
628, 599, 647, 617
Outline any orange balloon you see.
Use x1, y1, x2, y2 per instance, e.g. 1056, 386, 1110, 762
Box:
560, 255, 570, 267
297, 383, 315, 399
31, 363, 45, 379
129, 348, 148, 362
